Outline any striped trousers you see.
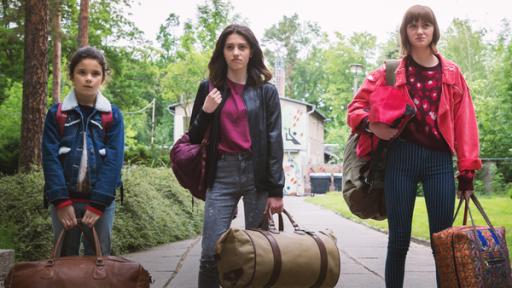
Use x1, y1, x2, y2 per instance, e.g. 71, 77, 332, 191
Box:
384, 139, 455, 288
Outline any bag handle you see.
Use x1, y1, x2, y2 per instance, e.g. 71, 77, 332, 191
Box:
384, 59, 400, 86
50, 219, 104, 265
452, 194, 504, 255
452, 194, 496, 230
199, 81, 215, 146
266, 209, 306, 234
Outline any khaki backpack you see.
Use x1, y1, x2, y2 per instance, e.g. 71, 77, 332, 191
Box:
341, 60, 399, 221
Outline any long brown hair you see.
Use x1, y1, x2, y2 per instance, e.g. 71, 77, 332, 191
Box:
399, 5, 440, 56
208, 24, 272, 88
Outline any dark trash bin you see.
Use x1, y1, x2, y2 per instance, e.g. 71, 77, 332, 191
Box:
309, 172, 331, 194
333, 173, 343, 192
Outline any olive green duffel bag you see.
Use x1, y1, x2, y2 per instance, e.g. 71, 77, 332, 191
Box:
215, 209, 340, 288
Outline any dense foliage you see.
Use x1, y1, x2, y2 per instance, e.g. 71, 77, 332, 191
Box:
0, 0, 511, 185
0, 167, 203, 260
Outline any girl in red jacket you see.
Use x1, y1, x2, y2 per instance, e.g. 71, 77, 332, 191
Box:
347, 5, 481, 288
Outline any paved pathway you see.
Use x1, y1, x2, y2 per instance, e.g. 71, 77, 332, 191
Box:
125, 195, 437, 287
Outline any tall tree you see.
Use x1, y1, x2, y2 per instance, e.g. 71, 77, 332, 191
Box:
77, 0, 88, 47
476, 21, 512, 180
156, 13, 180, 65
262, 14, 322, 98
377, 31, 400, 64
19, 0, 49, 170
0, 0, 24, 105
50, 0, 62, 103
195, 0, 233, 51
439, 18, 487, 83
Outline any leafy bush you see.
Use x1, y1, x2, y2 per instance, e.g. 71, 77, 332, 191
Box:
111, 166, 203, 255
0, 82, 22, 174
125, 144, 169, 167
0, 166, 203, 261
0, 171, 52, 260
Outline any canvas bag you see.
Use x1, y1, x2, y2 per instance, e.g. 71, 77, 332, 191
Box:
341, 60, 399, 221
216, 209, 340, 288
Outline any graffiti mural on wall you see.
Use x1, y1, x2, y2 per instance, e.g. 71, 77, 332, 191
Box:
283, 153, 303, 195
282, 106, 305, 150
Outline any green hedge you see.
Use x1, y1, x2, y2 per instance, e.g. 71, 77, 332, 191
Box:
0, 166, 203, 261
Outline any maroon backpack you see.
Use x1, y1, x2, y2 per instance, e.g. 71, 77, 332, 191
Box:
169, 82, 213, 200
170, 129, 210, 200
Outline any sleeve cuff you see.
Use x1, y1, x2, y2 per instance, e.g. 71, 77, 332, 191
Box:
54, 199, 72, 209
86, 202, 106, 216
358, 117, 372, 134
457, 170, 475, 192
199, 109, 215, 118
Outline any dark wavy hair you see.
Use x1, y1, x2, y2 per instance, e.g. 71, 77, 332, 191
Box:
399, 5, 440, 56
208, 24, 272, 88
68, 46, 109, 81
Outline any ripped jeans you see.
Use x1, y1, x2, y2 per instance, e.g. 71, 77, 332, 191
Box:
198, 154, 268, 288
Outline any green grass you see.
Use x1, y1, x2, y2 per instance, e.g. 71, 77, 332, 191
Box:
305, 192, 512, 252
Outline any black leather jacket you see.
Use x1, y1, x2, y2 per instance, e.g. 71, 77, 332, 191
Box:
188, 80, 285, 197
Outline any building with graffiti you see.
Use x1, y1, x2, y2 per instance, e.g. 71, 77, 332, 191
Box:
168, 96, 327, 196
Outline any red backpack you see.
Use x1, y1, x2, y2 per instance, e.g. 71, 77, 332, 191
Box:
55, 103, 113, 138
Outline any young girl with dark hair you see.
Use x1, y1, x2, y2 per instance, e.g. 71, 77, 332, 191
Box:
42, 46, 124, 256
188, 24, 285, 287
347, 5, 481, 287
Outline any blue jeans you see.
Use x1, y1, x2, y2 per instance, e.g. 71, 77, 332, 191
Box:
198, 155, 268, 288
50, 201, 115, 256
384, 139, 455, 288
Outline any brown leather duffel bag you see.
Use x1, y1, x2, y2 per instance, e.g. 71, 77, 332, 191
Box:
4, 224, 151, 288
215, 209, 340, 288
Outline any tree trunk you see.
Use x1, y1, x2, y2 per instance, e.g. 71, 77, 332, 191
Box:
77, 0, 89, 47
51, 0, 61, 104
19, 0, 49, 171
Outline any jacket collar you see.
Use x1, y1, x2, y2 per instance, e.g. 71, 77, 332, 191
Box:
395, 53, 456, 86
61, 90, 112, 112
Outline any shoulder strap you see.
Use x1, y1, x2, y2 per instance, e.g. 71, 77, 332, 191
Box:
56, 103, 67, 136
101, 111, 113, 134
57, 103, 113, 139
384, 59, 400, 86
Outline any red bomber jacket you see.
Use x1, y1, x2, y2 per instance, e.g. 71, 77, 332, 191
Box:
347, 53, 482, 171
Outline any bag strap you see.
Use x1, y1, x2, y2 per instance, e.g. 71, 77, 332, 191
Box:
384, 59, 400, 86
100, 110, 113, 140
452, 194, 496, 229
55, 103, 113, 138
190, 81, 214, 209
51, 219, 103, 259
56, 103, 67, 136
256, 230, 282, 288
452, 194, 504, 256
365, 59, 401, 183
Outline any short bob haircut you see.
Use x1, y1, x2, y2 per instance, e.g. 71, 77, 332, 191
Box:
68, 46, 109, 81
399, 5, 440, 56
208, 24, 272, 88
